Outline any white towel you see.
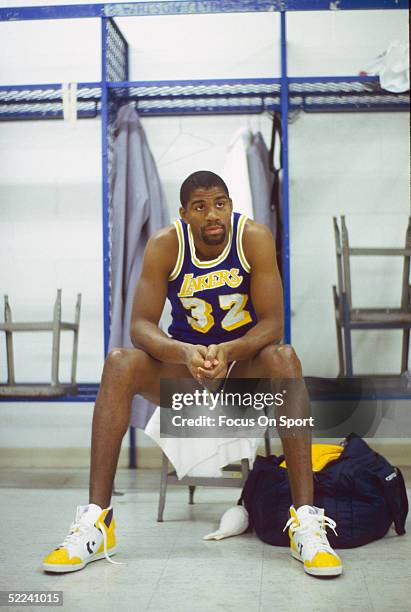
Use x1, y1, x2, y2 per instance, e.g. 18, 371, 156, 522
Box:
145, 407, 259, 479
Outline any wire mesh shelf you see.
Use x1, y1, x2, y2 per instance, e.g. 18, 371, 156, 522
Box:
288, 77, 409, 111
0, 77, 407, 120
0, 85, 102, 120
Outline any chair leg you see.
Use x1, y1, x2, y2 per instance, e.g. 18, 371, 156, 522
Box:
241, 458, 250, 485
333, 286, 345, 376
264, 429, 271, 456
400, 219, 410, 373
157, 452, 169, 522
51, 289, 62, 386
112, 480, 124, 497
342, 292, 353, 376
188, 486, 196, 505
401, 329, 410, 373
4, 295, 15, 385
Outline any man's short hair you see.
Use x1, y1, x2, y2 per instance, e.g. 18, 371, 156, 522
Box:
180, 170, 229, 208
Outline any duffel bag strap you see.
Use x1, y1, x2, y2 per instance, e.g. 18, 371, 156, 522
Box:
379, 467, 408, 535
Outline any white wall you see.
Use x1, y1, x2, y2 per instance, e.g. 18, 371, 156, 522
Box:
0, 2, 409, 458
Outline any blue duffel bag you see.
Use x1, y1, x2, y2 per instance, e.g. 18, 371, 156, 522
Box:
239, 433, 408, 548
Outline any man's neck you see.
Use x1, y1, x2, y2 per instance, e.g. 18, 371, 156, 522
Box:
192, 232, 230, 261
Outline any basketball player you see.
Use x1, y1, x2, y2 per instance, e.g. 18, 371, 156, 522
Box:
42, 171, 342, 577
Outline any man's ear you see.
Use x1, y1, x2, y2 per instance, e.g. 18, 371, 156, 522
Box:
228, 198, 233, 211
179, 206, 187, 222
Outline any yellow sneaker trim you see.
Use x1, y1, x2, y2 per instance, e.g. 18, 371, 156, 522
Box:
43, 549, 82, 566
304, 552, 341, 569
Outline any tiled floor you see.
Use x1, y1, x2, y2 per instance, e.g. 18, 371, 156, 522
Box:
1, 468, 410, 612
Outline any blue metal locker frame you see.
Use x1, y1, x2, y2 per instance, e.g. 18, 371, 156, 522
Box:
280, 11, 291, 343
0, 0, 410, 446
101, 18, 110, 360
0, 1, 408, 21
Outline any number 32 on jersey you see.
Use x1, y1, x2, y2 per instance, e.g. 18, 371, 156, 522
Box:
180, 293, 252, 333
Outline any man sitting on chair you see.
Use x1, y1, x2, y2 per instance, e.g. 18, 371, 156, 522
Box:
42, 170, 342, 578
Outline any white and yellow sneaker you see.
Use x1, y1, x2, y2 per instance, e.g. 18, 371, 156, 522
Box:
284, 505, 342, 577
42, 504, 118, 573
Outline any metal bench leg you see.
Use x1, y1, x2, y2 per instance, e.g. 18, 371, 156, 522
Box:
157, 452, 169, 522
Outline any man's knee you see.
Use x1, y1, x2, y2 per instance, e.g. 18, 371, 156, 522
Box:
259, 343, 302, 377
104, 347, 150, 386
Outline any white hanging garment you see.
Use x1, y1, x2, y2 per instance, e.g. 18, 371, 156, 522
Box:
363, 40, 409, 93
222, 128, 254, 218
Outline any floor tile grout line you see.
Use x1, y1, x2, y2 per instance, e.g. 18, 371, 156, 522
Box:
361, 566, 377, 612
144, 517, 186, 611
257, 542, 266, 612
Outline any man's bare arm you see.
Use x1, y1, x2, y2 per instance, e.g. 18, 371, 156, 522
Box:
130, 228, 194, 365
219, 221, 284, 362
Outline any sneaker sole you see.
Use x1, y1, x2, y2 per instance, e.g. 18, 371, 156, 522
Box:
291, 549, 342, 577
43, 547, 118, 573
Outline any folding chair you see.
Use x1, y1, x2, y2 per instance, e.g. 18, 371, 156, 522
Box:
332, 216, 411, 376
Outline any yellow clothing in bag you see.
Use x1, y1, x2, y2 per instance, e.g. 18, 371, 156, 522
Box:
279, 444, 344, 472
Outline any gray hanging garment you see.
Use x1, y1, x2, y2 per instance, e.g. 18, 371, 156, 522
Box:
268, 113, 283, 275
246, 132, 276, 238
109, 104, 170, 429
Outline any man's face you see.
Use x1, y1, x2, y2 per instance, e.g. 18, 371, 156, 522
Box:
180, 186, 233, 246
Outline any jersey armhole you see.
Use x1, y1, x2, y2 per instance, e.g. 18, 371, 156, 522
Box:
168, 220, 185, 281
236, 214, 251, 273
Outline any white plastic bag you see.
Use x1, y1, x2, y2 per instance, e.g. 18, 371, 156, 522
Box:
203, 505, 249, 541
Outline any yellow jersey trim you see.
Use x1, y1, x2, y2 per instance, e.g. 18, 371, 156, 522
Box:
168, 220, 184, 281
236, 214, 251, 273
187, 213, 233, 269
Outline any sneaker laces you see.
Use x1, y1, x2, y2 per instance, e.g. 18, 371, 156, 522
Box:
60, 519, 93, 550
59, 513, 123, 566
283, 512, 338, 554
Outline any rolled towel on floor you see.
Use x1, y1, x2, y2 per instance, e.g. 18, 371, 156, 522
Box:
203, 505, 249, 541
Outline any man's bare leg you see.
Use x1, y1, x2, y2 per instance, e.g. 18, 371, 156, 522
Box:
230, 344, 313, 509
42, 347, 191, 573
89, 348, 189, 509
